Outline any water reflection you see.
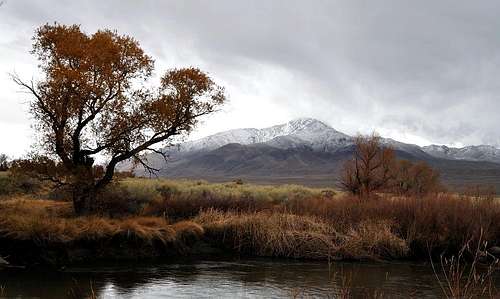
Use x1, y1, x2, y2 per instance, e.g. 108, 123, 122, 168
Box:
0, 258, 462, 298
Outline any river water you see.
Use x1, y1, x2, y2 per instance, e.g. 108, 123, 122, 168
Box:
0, 258, 484, 298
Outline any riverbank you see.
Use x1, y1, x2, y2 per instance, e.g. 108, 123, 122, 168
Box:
0, 198, 406, 266
0, 178, 499, 266
0, 198, 210, 266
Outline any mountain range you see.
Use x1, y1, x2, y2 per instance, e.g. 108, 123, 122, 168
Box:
130, 118, 500, 190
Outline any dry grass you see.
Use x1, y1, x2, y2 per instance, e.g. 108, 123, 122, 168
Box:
189, 189, 500, 260
286, 194, 500, 258
196, 209, 338, 259
123, 177, 335, 202
0, 198, 202, 246
171, 220, 205, 243
339, 220, 409, 260
431, 233, 500, 298
195, 209, 408, 260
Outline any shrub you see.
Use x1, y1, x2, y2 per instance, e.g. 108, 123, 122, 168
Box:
0, 173, 42, 196
14, 175, 42, 194
390, 160, 442, 196
0, 176, 15, 196
128, 178, 331, 219
143, 192, 273, 220
0, 154, 8, 171
94, 184, 158, 217
47, 185, 73, 201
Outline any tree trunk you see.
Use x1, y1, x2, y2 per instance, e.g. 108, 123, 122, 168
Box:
72, 184, 97, 215
71, 158, 101, 215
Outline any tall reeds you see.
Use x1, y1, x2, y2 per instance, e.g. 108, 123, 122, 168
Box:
431, 231, 500, 298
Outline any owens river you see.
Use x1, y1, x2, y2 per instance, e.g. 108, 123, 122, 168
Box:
0, 258, 496, 298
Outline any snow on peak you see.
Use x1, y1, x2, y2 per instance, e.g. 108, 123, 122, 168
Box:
278, 117, 330, 133
175, 118, 500, 164
179, 118, 350, 152
422, 144, 500, 163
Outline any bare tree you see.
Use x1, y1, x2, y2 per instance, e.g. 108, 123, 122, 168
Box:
12, 24, 226, 214
340, 134, 395, 198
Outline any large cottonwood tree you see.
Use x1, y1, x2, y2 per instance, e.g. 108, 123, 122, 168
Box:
13, 24, 226, 214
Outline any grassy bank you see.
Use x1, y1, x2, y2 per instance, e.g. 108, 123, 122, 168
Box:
195, 209, 408, 260
0, 177, 499, 265
0, 197, 207, 265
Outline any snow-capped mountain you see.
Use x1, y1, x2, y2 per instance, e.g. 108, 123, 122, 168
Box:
174, 118, 430, 158
176, 118, 500, 164
422, 144, 500, 164
180, 118, 351, 152
151, 117, 500, 166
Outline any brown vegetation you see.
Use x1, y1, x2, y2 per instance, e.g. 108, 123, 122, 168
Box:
340, 134, 442, 198
431, 233, 500, 298
195, 209, 408, 260
131, 178, 500, 260
340, 134, 395, 197
461, 184, 497, 201
195, 209, 339, 259
391, 160, 442, 196
127, 178, 333, 219
286, 194, 500, 257
0, 172, 42, 196
0, 175, 499, 266
0, 197, 205, 265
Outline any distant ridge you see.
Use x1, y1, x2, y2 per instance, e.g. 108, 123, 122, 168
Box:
422, 144, 500, 164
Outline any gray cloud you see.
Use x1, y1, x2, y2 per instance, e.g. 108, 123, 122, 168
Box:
1, 0, 500, 154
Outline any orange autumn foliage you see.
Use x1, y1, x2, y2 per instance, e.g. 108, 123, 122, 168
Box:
12, 24, 226, 214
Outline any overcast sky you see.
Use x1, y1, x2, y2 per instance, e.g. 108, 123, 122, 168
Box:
1, 0, 500, 157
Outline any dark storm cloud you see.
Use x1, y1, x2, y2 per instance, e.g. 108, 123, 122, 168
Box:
2, 0, 500, 147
